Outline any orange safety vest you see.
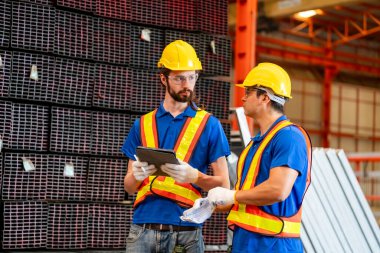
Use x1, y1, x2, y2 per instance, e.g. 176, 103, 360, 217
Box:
134, 109, 211, 208
227, 120, 312, 238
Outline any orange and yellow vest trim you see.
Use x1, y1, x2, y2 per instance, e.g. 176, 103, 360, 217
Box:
227, 120, 312, 238
134, 109, 211, 208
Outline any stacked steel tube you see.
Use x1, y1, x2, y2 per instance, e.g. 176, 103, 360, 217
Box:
0, 0, 231, 250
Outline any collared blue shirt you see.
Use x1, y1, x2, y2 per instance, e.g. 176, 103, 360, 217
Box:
121, 102, 230, 226
232, 115, 309, 253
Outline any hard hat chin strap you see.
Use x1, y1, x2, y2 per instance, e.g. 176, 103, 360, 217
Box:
257, 87, 286, 106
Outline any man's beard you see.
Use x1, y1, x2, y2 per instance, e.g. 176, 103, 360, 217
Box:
167, 83, 194, 103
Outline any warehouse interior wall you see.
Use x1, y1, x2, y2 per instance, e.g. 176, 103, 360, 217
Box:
229, 0, 380, 222
1, 0, 380, 251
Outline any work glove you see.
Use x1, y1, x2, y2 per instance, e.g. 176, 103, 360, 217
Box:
208, 187, 236, 206
161, 159, 199, 183
180, 198, 215, 224
132, 161, 157, 181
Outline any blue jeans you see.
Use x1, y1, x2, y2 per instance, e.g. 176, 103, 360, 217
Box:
126, 224, 205, 253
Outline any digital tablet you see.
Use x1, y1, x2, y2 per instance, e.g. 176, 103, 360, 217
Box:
136, 146, 180, 176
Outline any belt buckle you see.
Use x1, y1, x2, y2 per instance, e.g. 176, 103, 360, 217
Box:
159, 224, 163, 231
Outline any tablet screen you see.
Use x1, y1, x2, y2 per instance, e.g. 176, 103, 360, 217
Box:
136, 146, 180, 176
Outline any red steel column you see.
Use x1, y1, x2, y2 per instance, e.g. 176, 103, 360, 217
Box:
233, 0, 257, 131
322, 63, 337, 147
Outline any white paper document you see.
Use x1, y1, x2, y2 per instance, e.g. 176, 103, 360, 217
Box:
180, 198, 215, 224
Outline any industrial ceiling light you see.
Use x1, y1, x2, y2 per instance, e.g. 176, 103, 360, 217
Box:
293, 9, 323, 20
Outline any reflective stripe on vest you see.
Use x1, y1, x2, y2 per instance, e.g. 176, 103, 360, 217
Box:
140, 109, 158, 148
135, 109, 211, 208
227, 120, 312, 238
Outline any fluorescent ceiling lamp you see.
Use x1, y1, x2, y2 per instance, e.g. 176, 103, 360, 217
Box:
294, 9, 323, 20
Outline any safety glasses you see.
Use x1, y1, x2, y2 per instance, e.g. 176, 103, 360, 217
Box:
167, 73, 199, 85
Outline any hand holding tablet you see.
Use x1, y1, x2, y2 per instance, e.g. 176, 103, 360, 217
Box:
135, 146, 180, 176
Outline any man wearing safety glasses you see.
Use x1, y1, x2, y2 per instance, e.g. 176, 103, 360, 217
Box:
204, 63, 312, 253
122, 40, 230, 253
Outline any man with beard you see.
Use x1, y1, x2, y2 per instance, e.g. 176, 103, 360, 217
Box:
121, 40, 230, 253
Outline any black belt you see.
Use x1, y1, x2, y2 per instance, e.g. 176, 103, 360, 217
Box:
143, 223, 197, 231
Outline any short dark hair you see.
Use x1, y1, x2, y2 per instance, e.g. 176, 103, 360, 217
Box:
256, 89, 285, 113
158, 67, 171, 76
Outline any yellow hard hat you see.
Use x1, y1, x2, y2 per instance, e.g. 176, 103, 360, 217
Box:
237, 63, 292, 99
157, 40, 202, 71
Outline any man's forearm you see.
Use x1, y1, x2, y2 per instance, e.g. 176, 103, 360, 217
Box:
196, 173, 229, 191
124, 172, 141, 194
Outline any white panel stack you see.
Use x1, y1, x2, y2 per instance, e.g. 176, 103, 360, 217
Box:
301, 148, 380, 253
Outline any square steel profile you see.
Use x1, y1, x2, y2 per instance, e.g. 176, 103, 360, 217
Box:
2, 153, 48, 200
92, 64, 131, 110
203, 35, 232, 77
87, 158, 128, 201
47, 203, 88, 249
93, 18, 131, 64
195, 78, 231, 121
88, 203, 132, 248
129, 24, 164, 69
165, 0, 196, 30
0, 0, 11, 48
50, 107, 92, 154
221, 121, 231, 144
54, 57, 94, 107
2, 201, 48, 249
18, 0, 52, 5
95, 0, 131, 20
0, 50, 12, 98
0, 100, 12, 149
55, 10, 94, 59
10, 51, 55, 102
57, 0, 93, 13
9, 103, 49, 151
47, 154, 89, 201
130, 0, 166, 27
197, 0, 228, 35
128, 68, 164, 113
203, 212, 228, 245
91, 111, 132, 156
11, 2, 55, 52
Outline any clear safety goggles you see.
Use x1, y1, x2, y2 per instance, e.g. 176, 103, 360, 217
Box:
167, 73, 199, 85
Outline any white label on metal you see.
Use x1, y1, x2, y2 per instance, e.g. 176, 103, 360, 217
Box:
22, 157, 36, 172
64, 162, 75, 177
30, 64, 39, 81
141, 29, 151, 42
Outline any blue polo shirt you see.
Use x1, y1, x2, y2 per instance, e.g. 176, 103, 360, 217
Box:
121, 103, 230, 227
231, 115, 309, 253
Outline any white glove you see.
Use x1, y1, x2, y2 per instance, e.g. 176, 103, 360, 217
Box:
132, 161, 157, 181
208, 187, 236, 206
161, 159, 199, 183
180, 198, 215, 224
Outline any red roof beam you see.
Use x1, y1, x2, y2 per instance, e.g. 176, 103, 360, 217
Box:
256, 35, 324, 53
322, 9, 359, 24
360, 2, 380, 11
256, 45, 380, 76
257, 35, 380, 65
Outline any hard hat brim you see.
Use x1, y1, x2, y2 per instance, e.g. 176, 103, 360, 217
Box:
235, 83, 256, 88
